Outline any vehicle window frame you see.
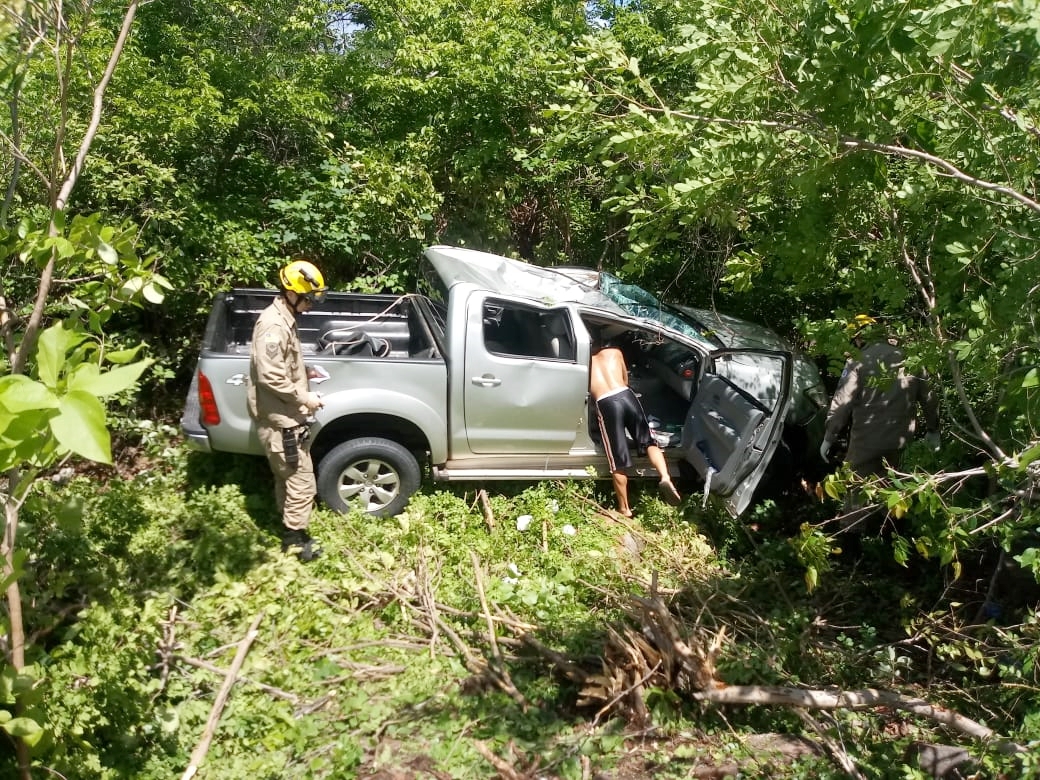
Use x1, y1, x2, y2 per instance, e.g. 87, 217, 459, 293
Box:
482, 299, 576, 361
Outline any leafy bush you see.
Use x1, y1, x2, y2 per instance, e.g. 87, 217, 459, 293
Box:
5, 437, 1039, 777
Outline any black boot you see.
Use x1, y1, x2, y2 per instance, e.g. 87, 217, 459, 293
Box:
281, 528, 322, 562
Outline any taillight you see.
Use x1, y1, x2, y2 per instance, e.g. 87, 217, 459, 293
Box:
681, 366, 695, 378
197, 371, 221, 426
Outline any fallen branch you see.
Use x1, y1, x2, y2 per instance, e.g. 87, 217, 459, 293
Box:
796, 708, 865, 780
470, 550, 528, 711
692, 684, 1025, 754
175, 654, 298, 704
633, 587, 1026, 753
474, 739, 540, 779
521, 582, 1027, 759
181, 610, 265, 780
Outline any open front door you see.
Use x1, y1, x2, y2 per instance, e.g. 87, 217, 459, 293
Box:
680, 349, 792, 516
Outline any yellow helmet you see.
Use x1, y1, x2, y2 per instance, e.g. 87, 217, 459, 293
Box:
279, 260, 327, 302
846, 313, 876, 334
854, 313, 875, 327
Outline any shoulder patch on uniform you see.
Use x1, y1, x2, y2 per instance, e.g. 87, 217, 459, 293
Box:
265, 340, 280, 358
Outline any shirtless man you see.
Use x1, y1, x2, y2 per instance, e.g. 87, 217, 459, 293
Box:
589, 333, 682, 517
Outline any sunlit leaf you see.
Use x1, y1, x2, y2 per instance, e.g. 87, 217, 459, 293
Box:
97, 240, 118, 264
49, 390, 111, 464
142, 281, 166, 304
1019, 442, 1040, 468
0, 375, 59, 413
0, 714, 44, 746
36, 323, 88, 388
804, 565, 818, 593
68, 359, 152, 397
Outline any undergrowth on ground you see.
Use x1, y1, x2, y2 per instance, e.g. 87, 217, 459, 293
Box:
3, 430, 1038, 778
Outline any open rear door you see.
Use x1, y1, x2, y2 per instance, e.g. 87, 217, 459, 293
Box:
680, 349, 792, 516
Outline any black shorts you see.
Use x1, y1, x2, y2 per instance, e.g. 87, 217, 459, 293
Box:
595, 387, 656, 472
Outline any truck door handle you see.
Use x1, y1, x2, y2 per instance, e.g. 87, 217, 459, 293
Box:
471, 374, 502, 387
226, 374, 246, 386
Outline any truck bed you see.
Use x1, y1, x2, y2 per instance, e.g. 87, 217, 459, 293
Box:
206, 289, 443, 359
183, 288, 448, 457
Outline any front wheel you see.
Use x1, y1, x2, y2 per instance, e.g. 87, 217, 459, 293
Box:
317, 437, 422, 517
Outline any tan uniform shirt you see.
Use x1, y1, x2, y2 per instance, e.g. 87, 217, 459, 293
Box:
247, 295, 310, 428
824, 341, 939, 470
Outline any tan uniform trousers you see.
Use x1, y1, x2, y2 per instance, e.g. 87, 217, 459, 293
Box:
257, 423, 315, 531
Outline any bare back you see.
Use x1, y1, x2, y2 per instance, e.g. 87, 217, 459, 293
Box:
589, 346, 629, 399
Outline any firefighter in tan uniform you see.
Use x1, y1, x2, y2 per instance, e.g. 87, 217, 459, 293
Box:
820, 317, 940, 479
248, 260, 327, 561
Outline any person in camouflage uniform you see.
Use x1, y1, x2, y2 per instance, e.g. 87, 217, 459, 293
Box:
820, 320, 940, 478
248, 260, 327, 561
820, 318, 941, 535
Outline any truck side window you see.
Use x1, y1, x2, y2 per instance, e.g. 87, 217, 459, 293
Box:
541, 310, 575, 360
482, 300, 575, 360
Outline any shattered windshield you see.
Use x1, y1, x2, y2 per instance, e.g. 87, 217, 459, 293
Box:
598, 273, 719, 350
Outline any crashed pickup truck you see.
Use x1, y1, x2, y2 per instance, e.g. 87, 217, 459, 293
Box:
181, 245, 793, 517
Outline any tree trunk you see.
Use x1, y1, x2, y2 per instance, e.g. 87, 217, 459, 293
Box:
2, 484, 31, 779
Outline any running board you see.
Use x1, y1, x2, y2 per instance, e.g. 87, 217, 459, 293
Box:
432, 466, 603, 482
430, 464, 674, 482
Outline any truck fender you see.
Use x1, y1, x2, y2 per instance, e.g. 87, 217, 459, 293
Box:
310, 387, 449, 462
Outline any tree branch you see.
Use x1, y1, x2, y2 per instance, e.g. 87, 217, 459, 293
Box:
945, 349, 1009, 463
55, 0, 139, 210
13, 0, 140, 376
692, 684, 1025, 754
840, 138, 1040, 216
580, 76, 1040, 217
180, 610, 265, 780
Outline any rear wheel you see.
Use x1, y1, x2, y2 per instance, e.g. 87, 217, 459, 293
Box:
317, 437, 421, 517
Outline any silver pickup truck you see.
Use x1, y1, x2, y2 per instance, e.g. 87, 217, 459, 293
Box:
181, 246, 796, 517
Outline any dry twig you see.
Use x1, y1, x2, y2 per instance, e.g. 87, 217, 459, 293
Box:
796, 708, 865, 779
181, 610, 265, 780
176, 655, 298, 704
478, 488, 495, 530
470, 550, 528, 710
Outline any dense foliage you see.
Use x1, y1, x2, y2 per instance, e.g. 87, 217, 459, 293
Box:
1, 0, 1038, 776
8, 436, 1040, 777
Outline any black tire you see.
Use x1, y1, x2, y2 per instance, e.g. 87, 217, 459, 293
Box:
316, 437, 421, 517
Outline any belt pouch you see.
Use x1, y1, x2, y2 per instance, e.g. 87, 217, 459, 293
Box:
282, 427, 300, 468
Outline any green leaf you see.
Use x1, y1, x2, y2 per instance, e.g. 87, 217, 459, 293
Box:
49, 390, 112, 464
120, 277, 145, 299
142, 281, 166, 304
97, 240, 118, 264
68, 359, 152, 397
0, 716, 44, 747
103, 346, 144, 364
1018, 443, 1040, 468
36, 322, 87, 388
52, 236, 75, 258
1022, 368, 1038, 389
0, 375, 59, 413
